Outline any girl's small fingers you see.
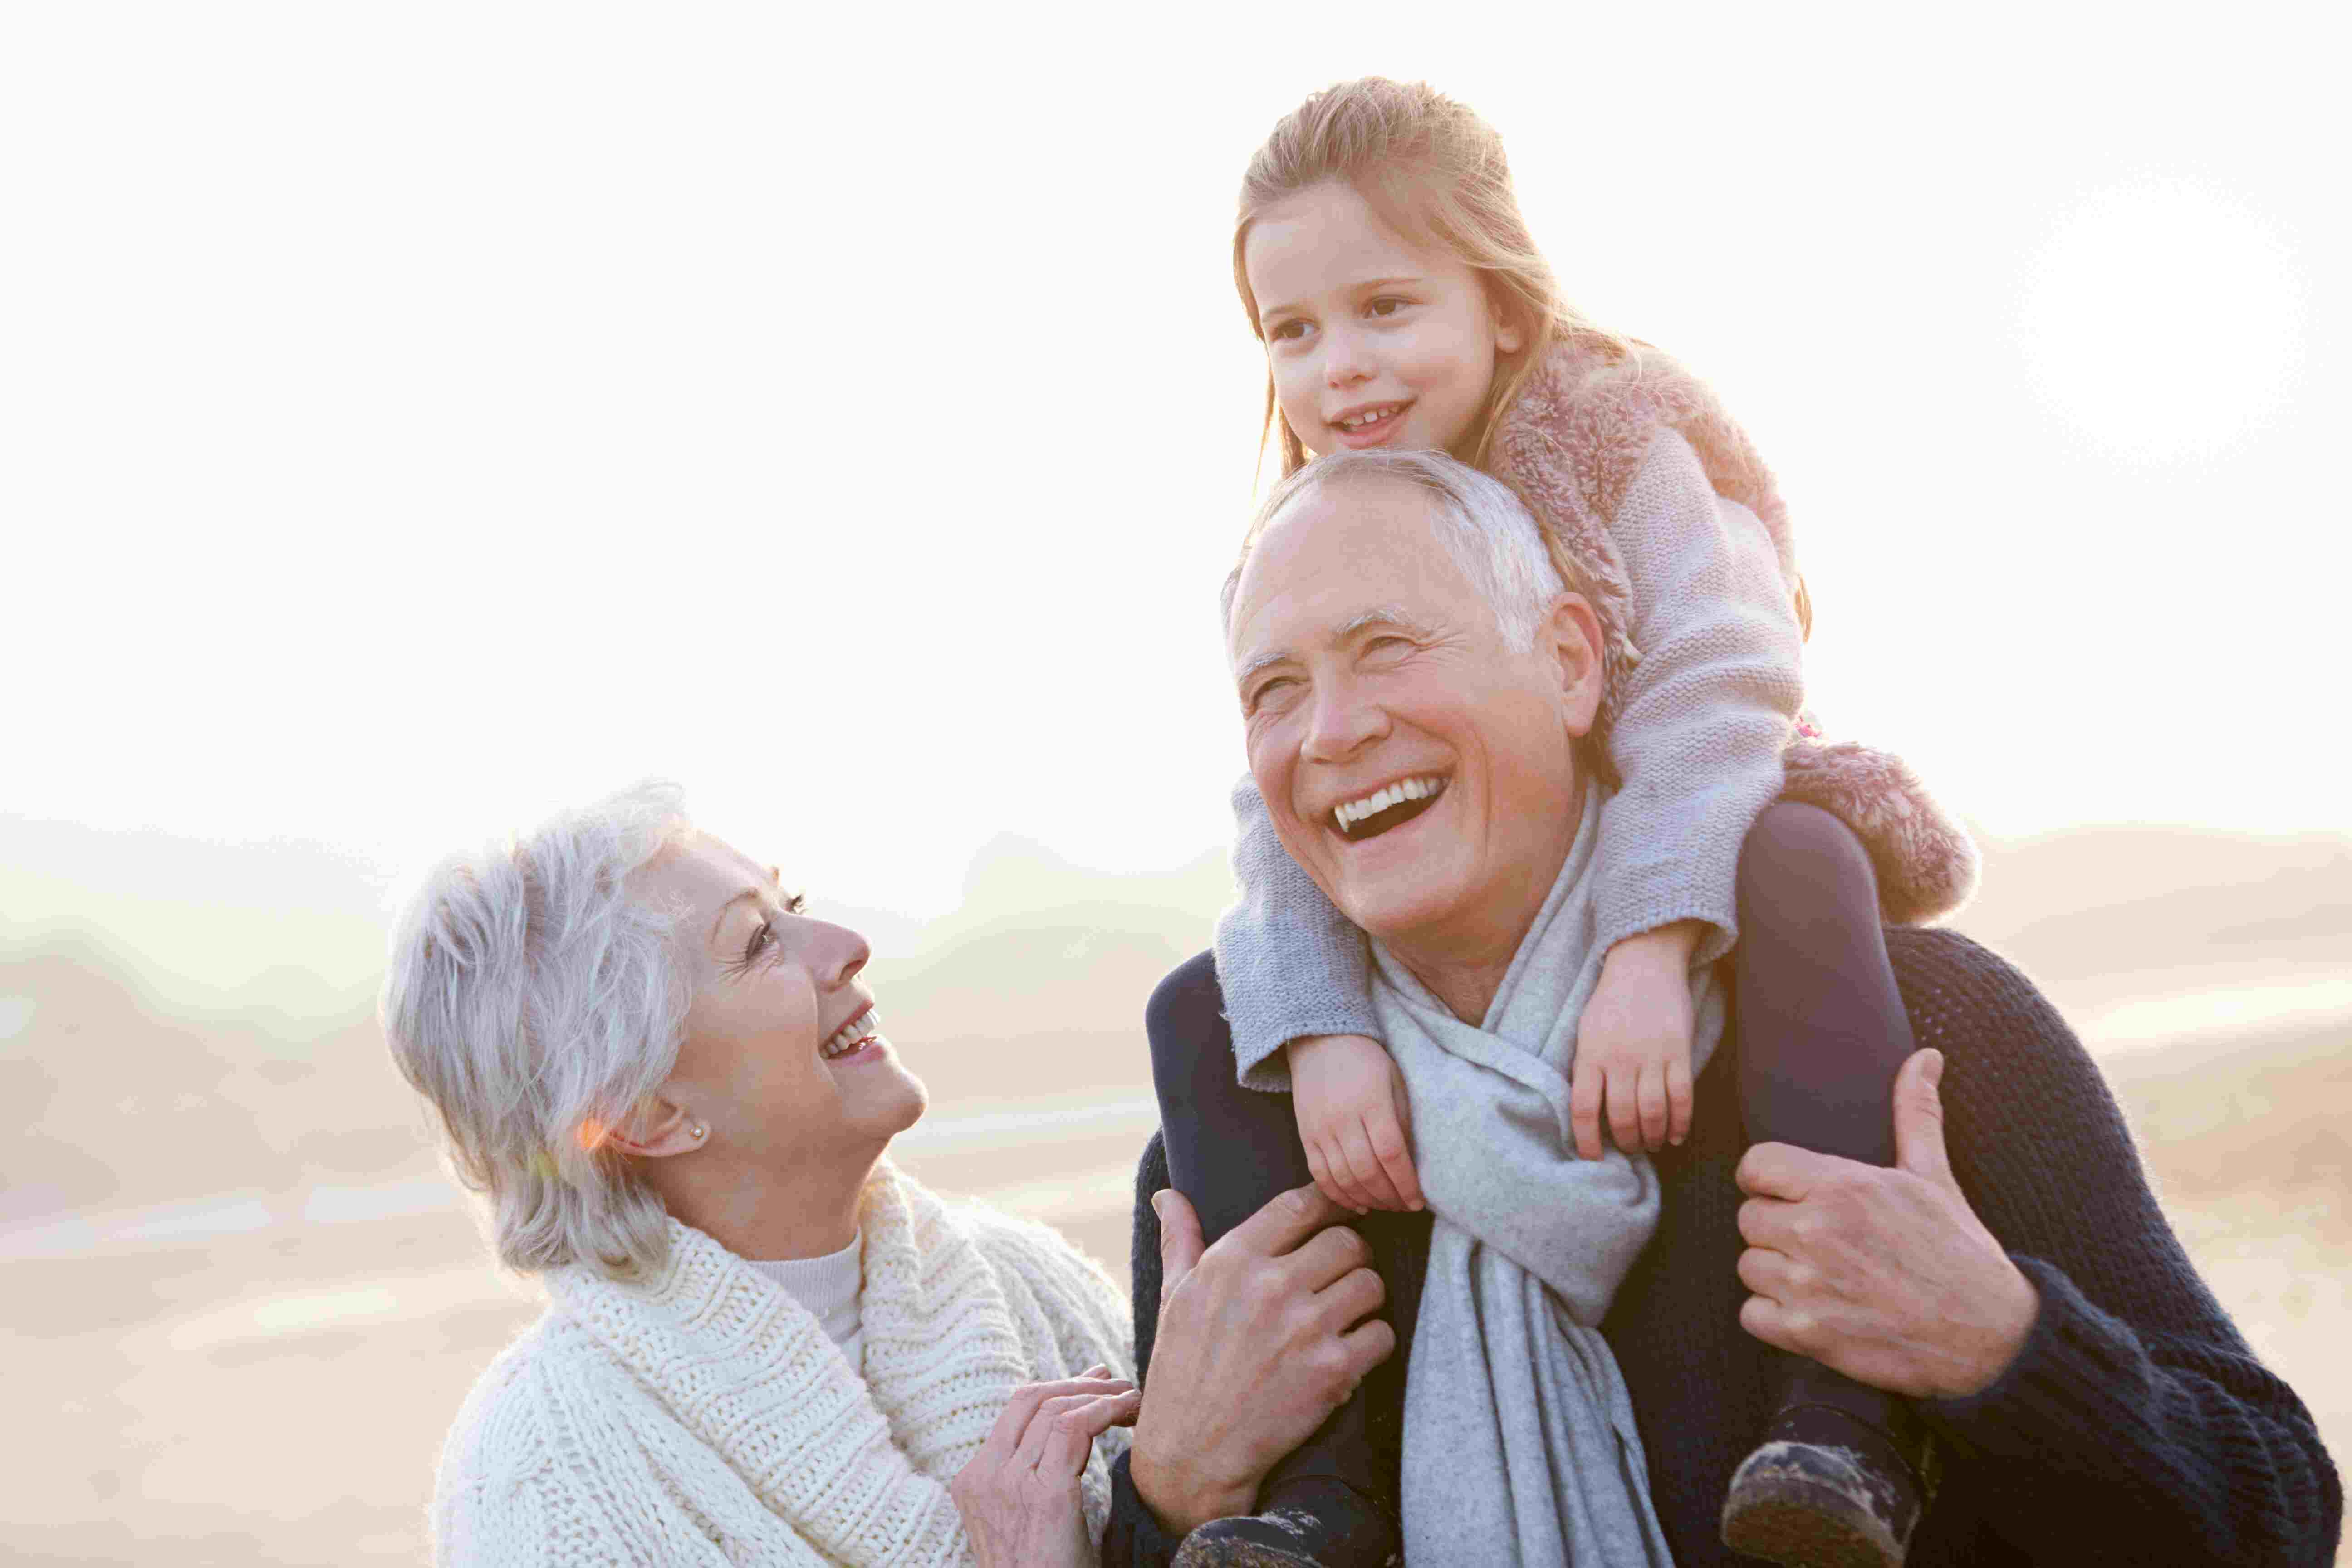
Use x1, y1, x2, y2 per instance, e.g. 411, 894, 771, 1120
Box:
1666, 1058, 1693, 1146
1637, 1063, 1669, 1151
1369, 1111, 1423, 1211
1570, 1061, 1604, 1162
1304, 1142, 1343, 1209
1341, 1123, 1401, 1211
1607, 1069, 1642, 1155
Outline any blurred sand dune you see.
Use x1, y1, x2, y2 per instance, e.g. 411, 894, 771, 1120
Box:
3, 815, 2346, 1563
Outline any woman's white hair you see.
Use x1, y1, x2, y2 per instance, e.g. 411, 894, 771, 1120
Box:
1221, 447, 1568, 648
380, 780, 692, 1280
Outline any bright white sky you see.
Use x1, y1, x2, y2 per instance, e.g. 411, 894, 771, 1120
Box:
5, 4, 2344, 920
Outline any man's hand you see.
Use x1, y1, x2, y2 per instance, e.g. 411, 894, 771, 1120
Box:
1572, 922, 1700, 1159
1735, 1049, 2041, 1400
1289, 1033, 1422, 1213
1128, 1185, 1395, 1537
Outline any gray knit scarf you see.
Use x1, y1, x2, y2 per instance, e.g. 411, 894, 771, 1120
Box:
1372, 785, 1725, 1567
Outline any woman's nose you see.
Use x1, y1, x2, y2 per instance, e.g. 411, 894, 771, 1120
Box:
816, 921, 870, 990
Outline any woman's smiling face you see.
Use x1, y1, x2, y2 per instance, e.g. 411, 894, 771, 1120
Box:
637, 833, 925, 1168
1245, 179, 1522, 461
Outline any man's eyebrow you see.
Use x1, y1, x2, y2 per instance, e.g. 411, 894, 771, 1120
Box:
1235, 647, 1294, 687
707, 865, 783, 944
1338, 605, 1437, 639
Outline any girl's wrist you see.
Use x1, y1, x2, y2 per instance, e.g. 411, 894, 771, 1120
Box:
1609, 920, 1704, 969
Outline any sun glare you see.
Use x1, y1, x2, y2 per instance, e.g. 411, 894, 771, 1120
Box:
2020, 181, 2306, 467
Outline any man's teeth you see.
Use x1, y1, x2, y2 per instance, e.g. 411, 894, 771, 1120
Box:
1339, 405, 1400, 428
1333, 775, 1446, 831
821, 1007, 880, 1060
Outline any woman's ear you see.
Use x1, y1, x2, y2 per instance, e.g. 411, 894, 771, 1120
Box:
603, 1097, 707, 1160
1540, 591, 1606, 735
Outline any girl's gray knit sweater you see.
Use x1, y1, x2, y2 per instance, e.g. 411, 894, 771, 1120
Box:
1215, 428, 1803, 1088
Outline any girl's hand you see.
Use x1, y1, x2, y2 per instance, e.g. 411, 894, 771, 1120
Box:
1571, 922, 1703, 1160
1289, 1033, 1422, 1213
951, 1367, 1140, 1568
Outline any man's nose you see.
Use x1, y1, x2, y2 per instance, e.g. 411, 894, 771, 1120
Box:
1302, 677, 1388, 763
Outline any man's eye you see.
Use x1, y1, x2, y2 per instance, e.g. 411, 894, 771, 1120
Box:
1249, 676, 1298, 708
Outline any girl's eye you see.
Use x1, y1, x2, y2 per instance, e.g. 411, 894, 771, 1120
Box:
1267, 318, 1311, 343
1366, 296, 1411, 319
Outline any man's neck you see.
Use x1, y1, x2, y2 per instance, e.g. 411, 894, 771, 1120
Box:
1387, 776, 1588, 1023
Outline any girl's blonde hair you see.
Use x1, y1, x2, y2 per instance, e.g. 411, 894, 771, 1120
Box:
1234, 77, 1630, 480
1233, 77, 1814, 637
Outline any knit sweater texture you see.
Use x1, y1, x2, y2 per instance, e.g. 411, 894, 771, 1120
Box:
1105, 930, 2342, 1568
433, 1161, 1135, 1567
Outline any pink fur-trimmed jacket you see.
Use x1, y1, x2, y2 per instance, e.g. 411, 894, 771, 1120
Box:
1492, 332, 1978, 927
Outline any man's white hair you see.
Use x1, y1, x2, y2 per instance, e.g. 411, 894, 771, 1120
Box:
1222, 447, 1568, 649
380, 780, 692, 1280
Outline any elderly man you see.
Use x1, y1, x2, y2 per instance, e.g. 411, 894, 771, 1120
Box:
1101, 449, 2340, 1567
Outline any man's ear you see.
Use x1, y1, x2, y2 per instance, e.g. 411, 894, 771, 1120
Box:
602, 1096, 706, 1161
1539, 591, 1606, 735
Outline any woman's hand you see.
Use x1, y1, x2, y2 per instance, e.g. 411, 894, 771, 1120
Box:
1289, 1033, 1422, 1213
1572, 921, 1702, 1158
951, 1367, 1140, 1568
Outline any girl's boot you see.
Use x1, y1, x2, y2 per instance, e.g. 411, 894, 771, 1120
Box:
1719, 1382, 1939, 1568
1170, 1475, 1401, 1568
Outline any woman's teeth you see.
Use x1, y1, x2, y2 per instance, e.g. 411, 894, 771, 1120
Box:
1333, 774, 1447, 833
821, 1007, 880, 1060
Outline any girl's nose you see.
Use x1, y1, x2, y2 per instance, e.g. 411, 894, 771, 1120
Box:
1323, 324, 1374, 388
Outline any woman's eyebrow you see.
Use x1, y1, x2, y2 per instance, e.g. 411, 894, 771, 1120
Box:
706, 867, 784, 943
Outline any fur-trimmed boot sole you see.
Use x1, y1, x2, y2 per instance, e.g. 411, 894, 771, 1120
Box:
1720, 1401, 1938, 1568
1170, 1476, 1401, 1568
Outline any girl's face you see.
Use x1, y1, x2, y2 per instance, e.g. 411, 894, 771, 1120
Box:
1244, 179, 1522, 461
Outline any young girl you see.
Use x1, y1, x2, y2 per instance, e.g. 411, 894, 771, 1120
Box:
1145, 79, 1977, 1568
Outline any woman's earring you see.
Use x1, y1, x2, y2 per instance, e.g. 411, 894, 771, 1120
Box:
691, 1124, 707, 1141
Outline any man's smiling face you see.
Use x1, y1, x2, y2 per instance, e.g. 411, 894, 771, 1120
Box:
1226, 474, 1602, 969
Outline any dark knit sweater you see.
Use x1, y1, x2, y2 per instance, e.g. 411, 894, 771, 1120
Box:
1103, 929, 2341, 1567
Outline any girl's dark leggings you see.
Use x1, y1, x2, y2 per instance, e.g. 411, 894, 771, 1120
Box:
1143, 799, 1916, 1509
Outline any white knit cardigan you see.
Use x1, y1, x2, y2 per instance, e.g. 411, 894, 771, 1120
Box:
431, 1161, 1136, 1566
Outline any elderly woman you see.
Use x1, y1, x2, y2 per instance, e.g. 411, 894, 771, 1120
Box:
382, 782, 1159, 1566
